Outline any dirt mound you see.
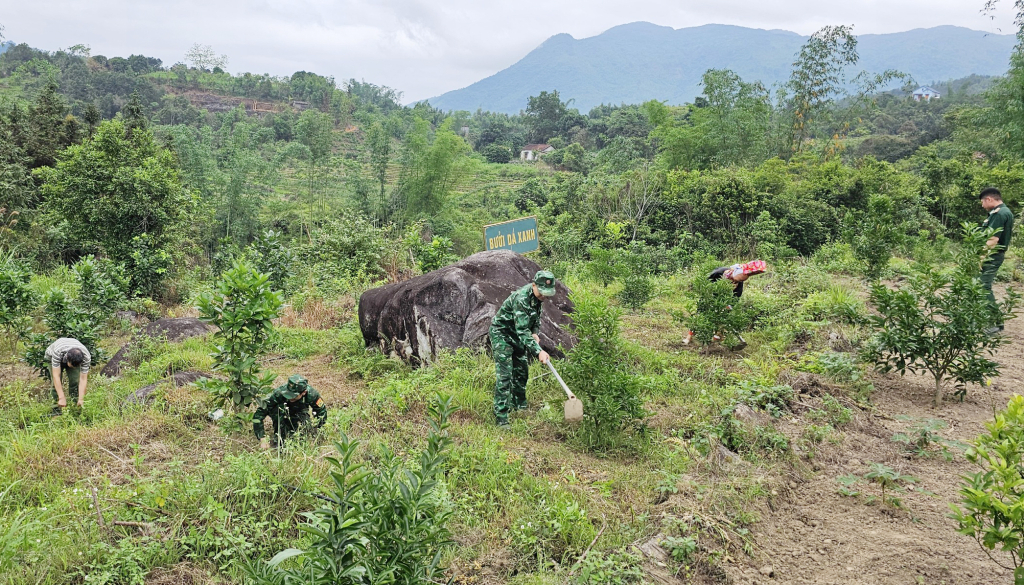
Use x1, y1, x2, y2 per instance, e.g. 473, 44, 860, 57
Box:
358, 250, 575, 364
101, 318, 213, 377
122, 371, 211, 407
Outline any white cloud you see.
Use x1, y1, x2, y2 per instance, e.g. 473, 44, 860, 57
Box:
2, 0, 1017, 101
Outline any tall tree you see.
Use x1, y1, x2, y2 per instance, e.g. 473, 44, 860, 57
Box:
295, 109, 335, 234
83, 102, 100, 135
27, 80, 72, 168
524, 90, 569, 143
38, 119, 195, 289
366, 116, 395, 225
399, 119, 471, 218
785, 25, 858, 155
120, 90, 147, 137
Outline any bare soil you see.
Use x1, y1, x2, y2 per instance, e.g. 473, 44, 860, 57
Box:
722, 319, 1024, 583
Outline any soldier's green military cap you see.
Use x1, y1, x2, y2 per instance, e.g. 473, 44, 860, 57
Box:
281, 374, 309, 399
534, 270, 556, 297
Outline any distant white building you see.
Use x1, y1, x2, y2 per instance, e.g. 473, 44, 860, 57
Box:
520, 144, 555, 161
912, 86, 941, 102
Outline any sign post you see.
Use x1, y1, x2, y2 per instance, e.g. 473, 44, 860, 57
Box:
484, 216, 539, 254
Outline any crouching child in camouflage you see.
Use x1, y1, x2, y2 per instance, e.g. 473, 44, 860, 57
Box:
253, 375, 327, 449
489, 270, 556, 427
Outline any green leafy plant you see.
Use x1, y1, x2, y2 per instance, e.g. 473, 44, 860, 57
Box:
249, 395, 456, 585
573, 549, 644, 585
0, 255, 36, 354
807, 394, 853, 427
685, 270, 753, 348
196, 261, 283, 410
661, 535, 698, 564
836, 474, 861, 497
862, 225, 1020, 406
892, 417, 964, 459
561, 290, 648, 452
74, 256, 131, 318
249, 229, 293, 292
413, 235, 458, 273
24, 289, 104, 377
587, 246, 627, 288
128, 233, 172, 298
953, 395, 1024, 583
863, 462, 917, 509
735, 380, 793, 418
616, 273, 655, 311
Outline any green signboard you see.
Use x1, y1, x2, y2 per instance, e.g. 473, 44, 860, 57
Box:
484, 216, 538, 254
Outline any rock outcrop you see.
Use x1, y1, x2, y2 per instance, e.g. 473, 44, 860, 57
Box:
101, 318, 213, 377
358, 250, 574, 364
122, 371, 211, 407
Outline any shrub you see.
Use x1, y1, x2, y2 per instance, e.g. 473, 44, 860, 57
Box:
616, 274, 654, 311
685, 269, 753, 348
24, 289, 104, 377
862, 225, 1019, 406
0, 255, 36, 354
73, 256, 131, 318
482, 143, 513, 164
587, 246, 627, 287
560, 291, 648, 452
127, 233, 171, 298
248, 229, 293, 292
297, 214, 389, 283
810, 241, 860, 275
953, 395, 1024, 581
196, 261, 283, 410
412, 235, 459, 273
248, 395, 456, 585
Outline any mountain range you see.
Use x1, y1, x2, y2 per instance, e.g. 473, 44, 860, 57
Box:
427, 23, 1018, 114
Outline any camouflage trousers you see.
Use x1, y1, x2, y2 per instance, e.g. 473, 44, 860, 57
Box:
490, 328, 529, 424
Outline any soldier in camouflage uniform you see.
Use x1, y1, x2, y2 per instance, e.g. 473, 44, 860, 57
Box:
253, 374, 327, 449
490, 270, 556, 427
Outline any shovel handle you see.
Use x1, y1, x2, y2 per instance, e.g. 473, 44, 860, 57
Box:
545, 360, 576, 401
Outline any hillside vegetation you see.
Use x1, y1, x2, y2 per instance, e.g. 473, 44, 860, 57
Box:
429, 23, 1017, 113
2, 21, 1024, 585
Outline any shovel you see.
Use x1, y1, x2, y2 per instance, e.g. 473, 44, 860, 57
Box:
545, 360, 583, 422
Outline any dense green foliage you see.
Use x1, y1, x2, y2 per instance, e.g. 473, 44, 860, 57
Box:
954, 394, 1024, 581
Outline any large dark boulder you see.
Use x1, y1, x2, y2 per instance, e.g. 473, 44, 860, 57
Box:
122, 371, 211, 407
359, 250, 574, 364
101, 318, 213, 377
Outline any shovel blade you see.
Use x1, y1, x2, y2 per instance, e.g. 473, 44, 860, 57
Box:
564, 397, 583, 422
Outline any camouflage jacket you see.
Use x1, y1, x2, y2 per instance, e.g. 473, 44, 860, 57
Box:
490, 283, 543, 355
252, 383, 327, 439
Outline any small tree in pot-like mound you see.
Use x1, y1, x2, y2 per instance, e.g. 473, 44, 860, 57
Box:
862, 224, 1018, 407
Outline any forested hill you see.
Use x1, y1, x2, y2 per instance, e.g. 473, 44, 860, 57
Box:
428, 23, 1017, 114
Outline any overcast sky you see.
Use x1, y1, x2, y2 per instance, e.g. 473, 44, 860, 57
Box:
2, 1, 1017, 102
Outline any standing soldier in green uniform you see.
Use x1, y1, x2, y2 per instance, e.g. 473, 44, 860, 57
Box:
253, 375, 327, 449
979, 187, 1015, 334
490, 270, 555, 427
